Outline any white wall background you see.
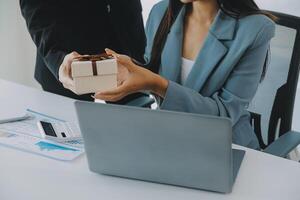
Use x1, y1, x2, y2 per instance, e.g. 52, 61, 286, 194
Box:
0, 0, 37, 87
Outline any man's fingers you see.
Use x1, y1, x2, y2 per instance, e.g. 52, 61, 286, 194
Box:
63, 51, 81, 79
63, 82, 78, 95
61, 76, 74, 87
59, 51, 81, 86
65, 77, 74, 87
66, 51, 80, 62
66, 65, 73, 78
68, 86, 78, 95
94, 84, 130, 101
59, 63, 72, 80
65, 51, 80, 68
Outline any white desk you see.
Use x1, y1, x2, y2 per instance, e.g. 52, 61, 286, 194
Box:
0, 79, 300, 200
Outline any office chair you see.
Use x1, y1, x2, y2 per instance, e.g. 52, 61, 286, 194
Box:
248, 11, 300, 158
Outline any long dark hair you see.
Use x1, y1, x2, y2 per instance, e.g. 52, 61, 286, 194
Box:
148, 0, 276, 77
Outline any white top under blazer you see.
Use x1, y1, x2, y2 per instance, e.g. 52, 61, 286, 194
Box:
181, 57, 195, 84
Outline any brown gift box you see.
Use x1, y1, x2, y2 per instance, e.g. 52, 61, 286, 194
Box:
71, 54, 117, 95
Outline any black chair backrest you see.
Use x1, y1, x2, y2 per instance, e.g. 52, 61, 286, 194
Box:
248, 11, 300, 149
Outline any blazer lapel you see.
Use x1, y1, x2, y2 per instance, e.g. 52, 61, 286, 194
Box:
160, 6, 186, 82
184, 10, 237, 91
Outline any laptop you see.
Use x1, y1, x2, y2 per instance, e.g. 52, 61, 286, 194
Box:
75, 101, 245, 193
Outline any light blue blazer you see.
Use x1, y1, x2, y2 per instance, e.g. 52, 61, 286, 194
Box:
144, 1, 275, 149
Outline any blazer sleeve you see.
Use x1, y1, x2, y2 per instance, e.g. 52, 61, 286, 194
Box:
20, 0, 66, 79
160, 21, 275, 125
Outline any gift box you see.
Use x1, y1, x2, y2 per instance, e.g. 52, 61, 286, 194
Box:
71, 54, 117, 95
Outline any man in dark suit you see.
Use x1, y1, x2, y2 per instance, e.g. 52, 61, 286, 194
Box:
20, 0, 146, 101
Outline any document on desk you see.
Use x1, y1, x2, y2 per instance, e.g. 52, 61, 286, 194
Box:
0, 109, 84, 161
0, 131, 83, 161
0, 109, 84, 148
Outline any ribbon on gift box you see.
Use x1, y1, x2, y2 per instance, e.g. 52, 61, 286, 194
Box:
74, 53, 114, 76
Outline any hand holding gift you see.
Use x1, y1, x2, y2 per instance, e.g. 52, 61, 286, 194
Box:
58, 51, 81, 94
59, 51, 118, 95
94, 48, 168, 101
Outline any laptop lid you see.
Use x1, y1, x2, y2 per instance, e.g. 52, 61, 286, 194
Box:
75, 101, 238, 193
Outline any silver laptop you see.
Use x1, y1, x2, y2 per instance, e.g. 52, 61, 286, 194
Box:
75, 101, 245, 193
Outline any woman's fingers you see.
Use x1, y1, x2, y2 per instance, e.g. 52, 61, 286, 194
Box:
105, 48, 117, 56
115, 54, 130, 64
95, 84, 126, 96
95, 48, 142, 101
105, 48, 135, 71
94, 84, 130, 101
117, 55, 136, 72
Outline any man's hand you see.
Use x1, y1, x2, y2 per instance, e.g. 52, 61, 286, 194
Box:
58, 51, 81, 94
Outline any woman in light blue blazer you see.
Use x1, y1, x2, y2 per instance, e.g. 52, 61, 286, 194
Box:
94, 0, 276, 149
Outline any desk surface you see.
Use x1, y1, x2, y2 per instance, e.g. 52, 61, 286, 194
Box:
0, 79, 300, 200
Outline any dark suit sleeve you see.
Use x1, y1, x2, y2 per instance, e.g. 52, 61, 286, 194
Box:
20, 0, 66, 79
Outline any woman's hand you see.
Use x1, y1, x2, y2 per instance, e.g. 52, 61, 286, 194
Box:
58, 51, 82, 94
94, 49, 168, 102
